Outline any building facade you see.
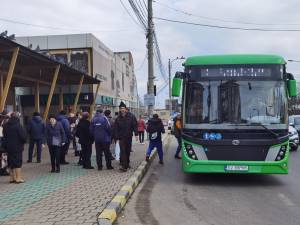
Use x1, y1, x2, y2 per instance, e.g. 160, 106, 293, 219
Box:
16, 33, 139, 116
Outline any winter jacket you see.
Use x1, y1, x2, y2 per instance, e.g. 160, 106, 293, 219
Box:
56, 115, 71, 141
146, 118, 165, 142
3, 117, 27, 153
90, 112, 111, 144
138, 119, 146, 132
173, 118, 182, 138
46, 122, 66, 147
76, 118, 94, 145
27, 116, 46, 141
114, 112, 138, 140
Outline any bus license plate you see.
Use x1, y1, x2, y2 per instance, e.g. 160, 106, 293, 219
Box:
225, 165, 249, 172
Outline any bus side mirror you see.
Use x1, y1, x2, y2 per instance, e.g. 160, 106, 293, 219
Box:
172, 77, 182, 97
287, 79, 297, 97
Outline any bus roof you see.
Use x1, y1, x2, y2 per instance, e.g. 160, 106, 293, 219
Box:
184, 54, 286, 66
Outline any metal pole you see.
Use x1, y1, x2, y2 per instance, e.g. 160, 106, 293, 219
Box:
147, 0, 154, 116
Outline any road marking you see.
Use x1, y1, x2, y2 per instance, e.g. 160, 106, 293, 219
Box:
278, 193, 296, 207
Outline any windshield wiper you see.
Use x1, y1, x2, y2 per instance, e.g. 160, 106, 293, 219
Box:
229, 123, 280, 139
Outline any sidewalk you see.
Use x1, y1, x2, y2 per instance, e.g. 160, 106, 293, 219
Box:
0, 139, 148, 225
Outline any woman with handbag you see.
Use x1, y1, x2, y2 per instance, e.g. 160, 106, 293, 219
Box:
46, 115, 66, 173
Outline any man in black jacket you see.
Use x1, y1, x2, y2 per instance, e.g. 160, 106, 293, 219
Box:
146, 114, 165, 164
76, 112, 94, 169
114, 102, 138, 172
27, 112, 46, 163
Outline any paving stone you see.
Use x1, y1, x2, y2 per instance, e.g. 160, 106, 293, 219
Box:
0, 139, 147, 225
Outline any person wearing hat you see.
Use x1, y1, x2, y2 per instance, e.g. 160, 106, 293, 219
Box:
3, 112, 27, 183
90, 109, 113, 170
27, 112, 46, 163
76, 112, 94, 169
114, 101, 138, 172
56, 110, 71, 164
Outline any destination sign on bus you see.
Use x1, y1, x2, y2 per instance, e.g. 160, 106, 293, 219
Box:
200, 67, 272, 77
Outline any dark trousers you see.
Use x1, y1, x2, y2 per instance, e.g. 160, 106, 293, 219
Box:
49, 145, 60, 171
95, 142, 112, 169
138, 131, 144, 143
175, 137, 182, 157
28, 139, 43, 162
81, 143, 92, 168
119, 138, 132, 169
60, 142, 70, 163
147, 141, 163, 161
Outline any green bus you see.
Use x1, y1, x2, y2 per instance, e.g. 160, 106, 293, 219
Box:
172, 54, 297, 174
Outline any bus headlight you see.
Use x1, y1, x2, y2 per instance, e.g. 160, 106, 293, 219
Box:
184, 143, 198, 160
275, 144, 287, 161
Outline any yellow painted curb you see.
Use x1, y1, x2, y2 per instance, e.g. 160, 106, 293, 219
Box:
120, 185, 133, 194
112, 195, 127, 208
98, 209, 117, 222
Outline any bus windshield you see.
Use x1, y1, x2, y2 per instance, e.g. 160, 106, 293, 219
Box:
184, 80, 287, 129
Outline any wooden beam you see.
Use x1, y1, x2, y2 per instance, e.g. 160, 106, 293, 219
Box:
59, 87, 64, 112
14, 74, 51, 86
73, 75, 84, 113
89, 82, 101, 120
0, 47, 19, 112
35, 82, 40, 113
43, 65, 60, 120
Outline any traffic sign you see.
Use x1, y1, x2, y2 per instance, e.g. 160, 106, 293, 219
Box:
144, 94, 155, 106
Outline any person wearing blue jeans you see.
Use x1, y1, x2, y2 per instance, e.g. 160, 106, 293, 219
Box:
145, 114, 165, 164
27, 112, 46, 163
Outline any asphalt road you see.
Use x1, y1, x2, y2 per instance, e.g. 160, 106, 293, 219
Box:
116, 135, 300, 225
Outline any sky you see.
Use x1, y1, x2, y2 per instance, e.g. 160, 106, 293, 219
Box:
2, 0, 300, 108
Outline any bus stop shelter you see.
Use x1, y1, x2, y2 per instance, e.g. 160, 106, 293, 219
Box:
0, 36, 100, 120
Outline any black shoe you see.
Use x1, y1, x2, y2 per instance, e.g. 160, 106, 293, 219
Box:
174, 155, 182, 159
145, 156, 150, 162
107, 166, 114, 170
55, 170, 60, 173
110, 156, 115, 160
159, 160, 164, 165
27, 160, 32, 163
75, 151, 80, 157
78, 160, 83, 165
119, 167, 127, 172
98, 167, 103, 171
50, 169, 55, 173
84, 166, 94, 169
61, 161, 69, 165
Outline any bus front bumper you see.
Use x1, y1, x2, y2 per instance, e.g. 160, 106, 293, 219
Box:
182, 156, 289, 174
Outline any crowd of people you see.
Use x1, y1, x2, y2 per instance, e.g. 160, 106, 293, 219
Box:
0, 101, 182, 184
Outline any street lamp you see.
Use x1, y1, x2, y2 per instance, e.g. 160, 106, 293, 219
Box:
168, 56, 185, 115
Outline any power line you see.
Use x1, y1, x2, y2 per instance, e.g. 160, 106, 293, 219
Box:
155, 17, 300, 32
153, 1, 300, 26
0, 17, 136, 33
119, 0, 145, 30
135, 52, 147, 71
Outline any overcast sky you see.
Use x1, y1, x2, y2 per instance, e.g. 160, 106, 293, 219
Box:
2, 0, 300, 108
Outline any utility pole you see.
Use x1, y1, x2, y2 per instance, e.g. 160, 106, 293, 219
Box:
147, 0, 154, 116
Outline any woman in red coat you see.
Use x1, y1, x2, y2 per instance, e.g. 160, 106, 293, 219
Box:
137, 115, 146, 144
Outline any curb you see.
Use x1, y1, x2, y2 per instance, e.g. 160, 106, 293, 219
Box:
97, 135, 169, 225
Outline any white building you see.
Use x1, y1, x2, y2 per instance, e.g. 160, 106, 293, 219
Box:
16, 33, 139, 115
